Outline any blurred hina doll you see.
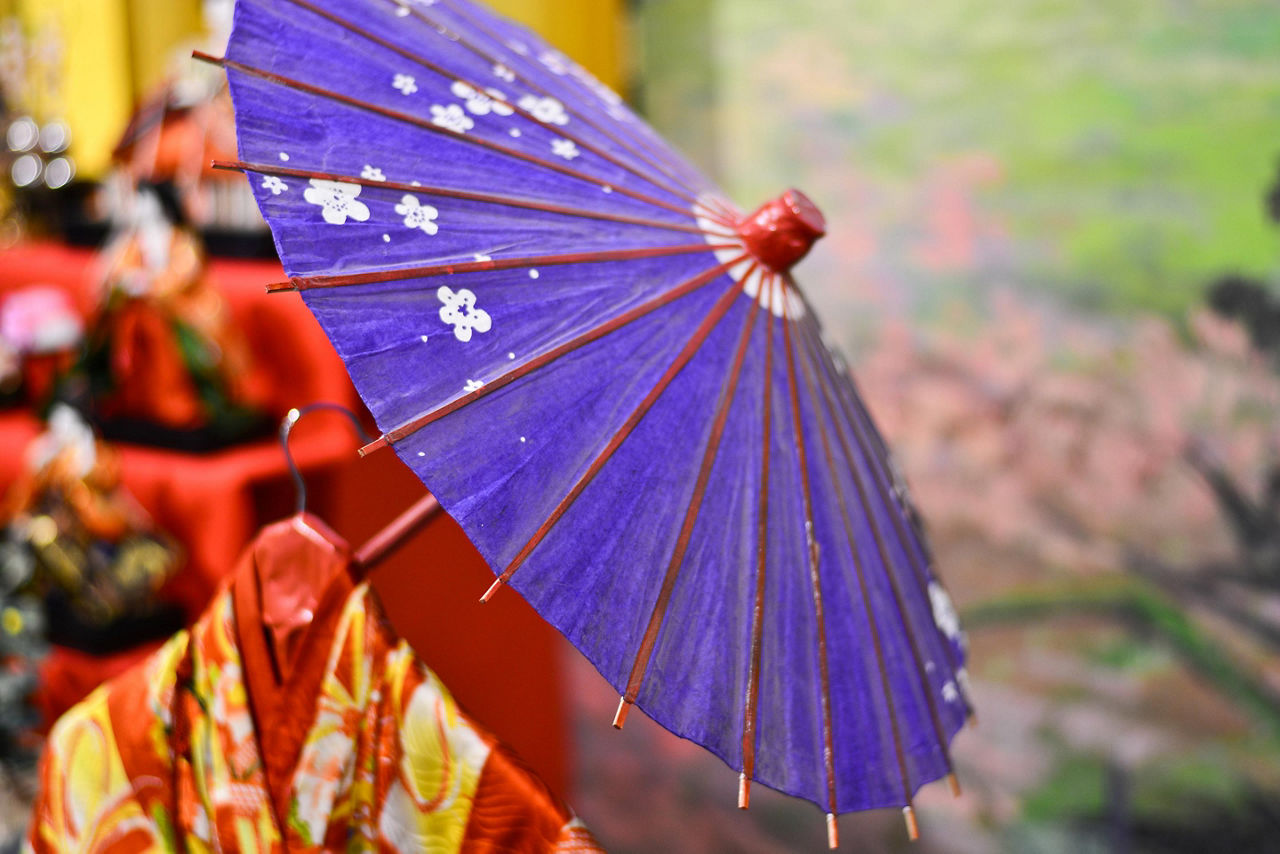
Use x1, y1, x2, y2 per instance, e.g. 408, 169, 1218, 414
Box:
71, 181, 267, 447
27, 512, 603, 852
0, 405, 182, 648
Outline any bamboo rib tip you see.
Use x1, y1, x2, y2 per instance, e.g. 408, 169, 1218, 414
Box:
479, 577, 504, 603
947, 772, 962, 798
826, 813, 838, 849
191, 50, 224, 65
358, 436, 389, 457
738, 774, 750, 810
903, 806, 919, 841
612, 696, 631, 730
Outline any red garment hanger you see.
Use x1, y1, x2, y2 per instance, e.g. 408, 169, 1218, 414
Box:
272, 403, 443, 643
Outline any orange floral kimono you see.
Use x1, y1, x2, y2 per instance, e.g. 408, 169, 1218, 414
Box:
26, 521, 602, 853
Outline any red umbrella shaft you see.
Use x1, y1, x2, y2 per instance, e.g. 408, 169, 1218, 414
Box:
353, 492, 442, 572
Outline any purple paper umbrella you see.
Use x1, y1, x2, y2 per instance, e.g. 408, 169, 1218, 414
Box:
212, 0, 971, 844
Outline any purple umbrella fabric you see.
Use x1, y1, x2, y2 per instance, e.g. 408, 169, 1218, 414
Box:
217, 0, 970, 841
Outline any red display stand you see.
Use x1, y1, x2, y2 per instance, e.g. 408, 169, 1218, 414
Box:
0, 242, 569, 796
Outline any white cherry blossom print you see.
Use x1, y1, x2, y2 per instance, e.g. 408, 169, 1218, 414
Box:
261, 175, 287, 195
430, 103, 474, 133
507, 40, 529, 56
464, 379, 484, 392
492, 63, 515, 82
450, 81, 513, 116
394, 194, 439, 235
942, 681, 959, 704
928, 581, 964, 645
360, 164, 386, 181
391, 73, 417, 95
539, 50, 572, 75
303, 179, 370, 225
550, 138, 580, 160
437, 286, 491, 343
517, 94, 569, 126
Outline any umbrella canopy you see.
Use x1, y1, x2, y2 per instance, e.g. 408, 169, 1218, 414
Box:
213, 0, 971, 843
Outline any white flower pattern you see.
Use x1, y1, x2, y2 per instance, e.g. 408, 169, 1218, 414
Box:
539, 50, 571, 75
430, 103, 474, 133
392, 73, 417, 95
303, 179, 370, 225
464, 379, 484, 392
261, 175, 288, 195
437, 286, 491, 343
928, 581, 964, 646
492, 63, 515, 82
450, 81, 513, 116
550, 138, 580, 160
517, 94, 569, 126
360, 164, 386, 181
394, 194, 439, 235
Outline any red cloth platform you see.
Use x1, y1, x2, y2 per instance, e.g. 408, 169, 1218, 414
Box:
0, 242, 569, 796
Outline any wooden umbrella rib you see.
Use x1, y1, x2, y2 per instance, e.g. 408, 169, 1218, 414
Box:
789, 295, 970, 711
797, 315, 959, 794
360, 255, 744, 455
739, 273, 776, 810
779, 296, 840, 844
791, 306, 931, 833
270, 242, 735, 292
199, 52, 697, 221
482, 270, 753, 604
616, 288, 764, 729
425, 0, 710, 197
279, 0, 701, 208
216, 159, 706, 235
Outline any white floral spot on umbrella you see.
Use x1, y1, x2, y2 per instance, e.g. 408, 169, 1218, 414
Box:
430, 103, 473, 133
539, 50, 571, 75
528, 269, 539, 279
395, 3, 410, 16
601, 185, 613, 193
392, 73, 418, 95
419, 335, 428, 343
928, 582, 963, 644
303, 179, 370, 225
942, 681, 959, 704
361, 164, 386, 181
550, 138, 579, 160
436, 286, 491, 343
278, 151, 290, 161
382, 234, 390, 243
957, 668, 972, 697
493, 63, 515, 82
509, 128, 521, 138
261, 175, 288, 195
473, 253, 491, 262
417, 450, 425, 457
517, 94, 568, 126
464, 379, 484, 392
507, 352, 515, 359
507, 40, 529, 56
450, 81, 513, 116
519, 436, 526, 443
394, 194, 439, 235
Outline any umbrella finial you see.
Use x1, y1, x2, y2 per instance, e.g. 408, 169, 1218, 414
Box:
826, 813, 838, 849
737, 189, 826, 273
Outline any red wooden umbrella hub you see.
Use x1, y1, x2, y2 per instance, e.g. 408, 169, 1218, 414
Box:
736, 189, 826, 273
